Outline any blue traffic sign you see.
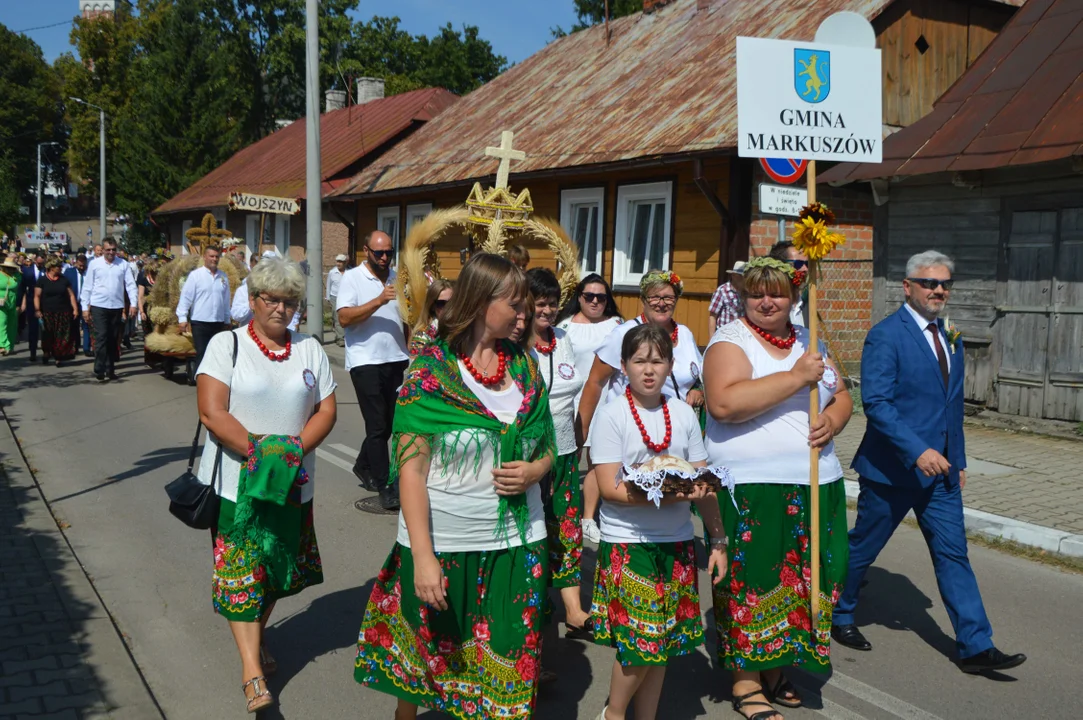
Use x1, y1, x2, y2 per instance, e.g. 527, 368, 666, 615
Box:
759, 157, 809, 185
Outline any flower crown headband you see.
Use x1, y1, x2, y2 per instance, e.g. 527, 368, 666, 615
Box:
744, 256, 807, 288
640, 270, 684, 297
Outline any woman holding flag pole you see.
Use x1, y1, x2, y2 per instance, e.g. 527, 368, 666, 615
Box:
702, 232, 851, 718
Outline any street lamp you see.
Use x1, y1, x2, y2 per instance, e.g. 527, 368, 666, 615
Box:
36, 141, 61, 236
69, 97, 106, 244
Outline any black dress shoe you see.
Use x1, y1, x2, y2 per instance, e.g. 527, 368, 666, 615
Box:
378, 486, 400, 511
96, 373, 106, 383
353, 466, 376, 492
831, 624, 872, 651
959, 647, 1027, 674
107, 372, 119, 381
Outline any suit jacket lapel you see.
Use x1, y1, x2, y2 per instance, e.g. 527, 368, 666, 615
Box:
897, 306, 947, 392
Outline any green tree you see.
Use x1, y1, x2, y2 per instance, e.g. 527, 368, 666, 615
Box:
0, 151, 24, 238
552, 0, 642, 37
0, 24, 62, 207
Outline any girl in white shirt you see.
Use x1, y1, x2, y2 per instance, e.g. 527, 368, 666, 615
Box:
588, 323, 727, 720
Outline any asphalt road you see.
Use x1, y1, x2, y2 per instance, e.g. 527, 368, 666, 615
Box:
1, 346, 1080, 720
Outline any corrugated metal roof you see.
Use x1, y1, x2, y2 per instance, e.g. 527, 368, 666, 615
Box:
154, 88, 458, 214
331, 0, 1024, 198
822, 0, 1083, 183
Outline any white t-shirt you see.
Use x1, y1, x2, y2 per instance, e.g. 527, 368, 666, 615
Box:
594, 318, 703, 403
589, 397, 706, 543
557, 315, 623, 411
195, 329, 337, 503
396, 364, 546, 552
529, 327, 584, 455
703, 320, 844, 486
336, 263, 408, 369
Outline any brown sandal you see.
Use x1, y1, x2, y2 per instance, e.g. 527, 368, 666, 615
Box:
242, 675, 274, 714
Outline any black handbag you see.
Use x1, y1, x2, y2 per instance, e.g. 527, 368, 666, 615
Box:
165, 332, 237, 529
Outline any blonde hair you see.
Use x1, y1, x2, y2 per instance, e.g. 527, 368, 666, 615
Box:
438, 254, 527, 355
742, 264, 797, 300
45, 257, 63, 271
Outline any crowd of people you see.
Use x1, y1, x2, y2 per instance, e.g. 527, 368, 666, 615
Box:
5, 232, 1026, 718
173, 231, 1027, 719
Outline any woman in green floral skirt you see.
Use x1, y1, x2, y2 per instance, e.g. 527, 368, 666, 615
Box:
354, 254, 555, 720
702, 257, 853, 720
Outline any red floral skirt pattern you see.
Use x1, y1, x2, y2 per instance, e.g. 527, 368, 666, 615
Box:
590, 540, 704, 666
544, 452, 582, 588
712, 481, 848, 673
355, 540, 548, 719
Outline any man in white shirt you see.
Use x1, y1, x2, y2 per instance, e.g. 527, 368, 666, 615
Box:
325, 253, 347, 347
337, 231, 408, 510
176, 244, 231, 374
770, 240, 809, 327
81, 239, 138, 382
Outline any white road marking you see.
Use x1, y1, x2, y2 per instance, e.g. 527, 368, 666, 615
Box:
825, 671, 944, 720
316, 447, 355, 474
330, 442, 357, 458
813, 696, 869, 720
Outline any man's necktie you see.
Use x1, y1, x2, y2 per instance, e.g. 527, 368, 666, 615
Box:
927, 322, 949, 388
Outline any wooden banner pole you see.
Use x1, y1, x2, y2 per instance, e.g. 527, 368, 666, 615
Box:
807, 159, 822, 627
258, 212, 267, 255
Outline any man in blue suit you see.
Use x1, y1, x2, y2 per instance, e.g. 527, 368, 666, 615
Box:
832, 250, 1025, 675
64, 254, 91, 356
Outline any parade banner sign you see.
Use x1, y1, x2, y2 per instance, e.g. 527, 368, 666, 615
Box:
736, 37, 882, 163
228, 192, 301, 215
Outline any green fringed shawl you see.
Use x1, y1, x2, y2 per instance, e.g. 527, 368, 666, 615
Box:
391, 337, 556, 544
231, 434, 306, 592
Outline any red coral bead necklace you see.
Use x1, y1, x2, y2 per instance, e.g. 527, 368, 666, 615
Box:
640, 315, 679, 345
460, 347, 507, 386
745, 318, 796, 349
534, 327, 556, 355
248, 320, 292, 361
625, 386, 671, 453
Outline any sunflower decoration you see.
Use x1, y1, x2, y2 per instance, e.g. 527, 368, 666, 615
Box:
792, 202, 845, 261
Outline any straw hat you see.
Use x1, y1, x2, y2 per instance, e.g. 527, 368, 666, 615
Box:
1, 256, 21, 270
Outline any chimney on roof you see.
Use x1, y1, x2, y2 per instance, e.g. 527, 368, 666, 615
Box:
643, 0, 676, 13
325, 89, 347, 113
356, 77, 386, 105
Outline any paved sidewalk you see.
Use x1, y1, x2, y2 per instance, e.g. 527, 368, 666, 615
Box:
0, 412, 161, 719
834, 414, 1083, 535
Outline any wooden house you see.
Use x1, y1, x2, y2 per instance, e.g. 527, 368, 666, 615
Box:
152, 85, 456, 274
329, 0, 1020, 362
822, 0, 1083, 420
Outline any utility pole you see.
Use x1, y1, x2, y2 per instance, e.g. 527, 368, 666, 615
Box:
69, 97, 107, 243
36, 142, 60, 233
304, 0, 323, 340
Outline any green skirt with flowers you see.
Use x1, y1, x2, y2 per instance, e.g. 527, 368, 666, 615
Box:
355, 540, 548, 719
713, 481, 848, 673
211, 498, 323, 622
590, 539, 704, 666
544, 452, 582, 588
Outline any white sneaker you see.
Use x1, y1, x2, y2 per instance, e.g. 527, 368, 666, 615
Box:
582, 518, 601, 544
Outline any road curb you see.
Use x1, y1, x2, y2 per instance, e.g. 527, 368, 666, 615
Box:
843, 479, 1083, 558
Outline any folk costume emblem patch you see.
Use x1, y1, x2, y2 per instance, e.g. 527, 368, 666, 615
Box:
690, 362, 701, 381
302, 368, 316, 390
558, 362, 575, 380
821, 365, 838, 392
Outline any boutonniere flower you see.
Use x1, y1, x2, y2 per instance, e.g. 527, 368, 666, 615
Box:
943, 317, 962, 354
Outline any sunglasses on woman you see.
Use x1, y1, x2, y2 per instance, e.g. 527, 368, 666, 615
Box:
432, 299, 449, 310
908, 278, 955, 291
581, 292, 607, 304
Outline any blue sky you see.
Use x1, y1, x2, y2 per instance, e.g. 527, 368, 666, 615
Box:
2, 0, 581, 65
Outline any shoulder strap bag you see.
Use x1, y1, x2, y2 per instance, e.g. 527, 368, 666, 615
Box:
164, 331, 238, 529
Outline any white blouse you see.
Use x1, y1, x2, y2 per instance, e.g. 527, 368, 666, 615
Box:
529, 327, 585, 456
703, 320, 844, 486
594, 318, 703, 403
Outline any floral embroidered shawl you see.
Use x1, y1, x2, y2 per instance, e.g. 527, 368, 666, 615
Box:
392, 337, 556, 544
231, 434, 307, 592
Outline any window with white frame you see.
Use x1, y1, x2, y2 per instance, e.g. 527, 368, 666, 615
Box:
274, 215, 290, 255
559, 188, 604, 274
376, 206, 401, 252
405, 203, 432, 236
613, 181, 672, 288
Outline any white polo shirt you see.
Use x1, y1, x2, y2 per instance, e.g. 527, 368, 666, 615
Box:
336, 263, 408, 369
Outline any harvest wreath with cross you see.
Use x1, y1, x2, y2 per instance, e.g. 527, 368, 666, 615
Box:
396, 130, 581, 329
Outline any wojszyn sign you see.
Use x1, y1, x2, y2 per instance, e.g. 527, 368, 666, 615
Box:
736, 36, 882, 164
228, 192, 301, 215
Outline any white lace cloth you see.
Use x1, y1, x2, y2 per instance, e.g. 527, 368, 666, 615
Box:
619, 464, 736, 508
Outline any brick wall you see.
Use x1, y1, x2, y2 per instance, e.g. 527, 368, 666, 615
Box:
321, 220, 349, 275
748, 165, 874, 375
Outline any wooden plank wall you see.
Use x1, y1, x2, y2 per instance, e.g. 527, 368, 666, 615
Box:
351, 157, 731, 346
875, 0, 1016, 128
878, 163, 1083, 415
